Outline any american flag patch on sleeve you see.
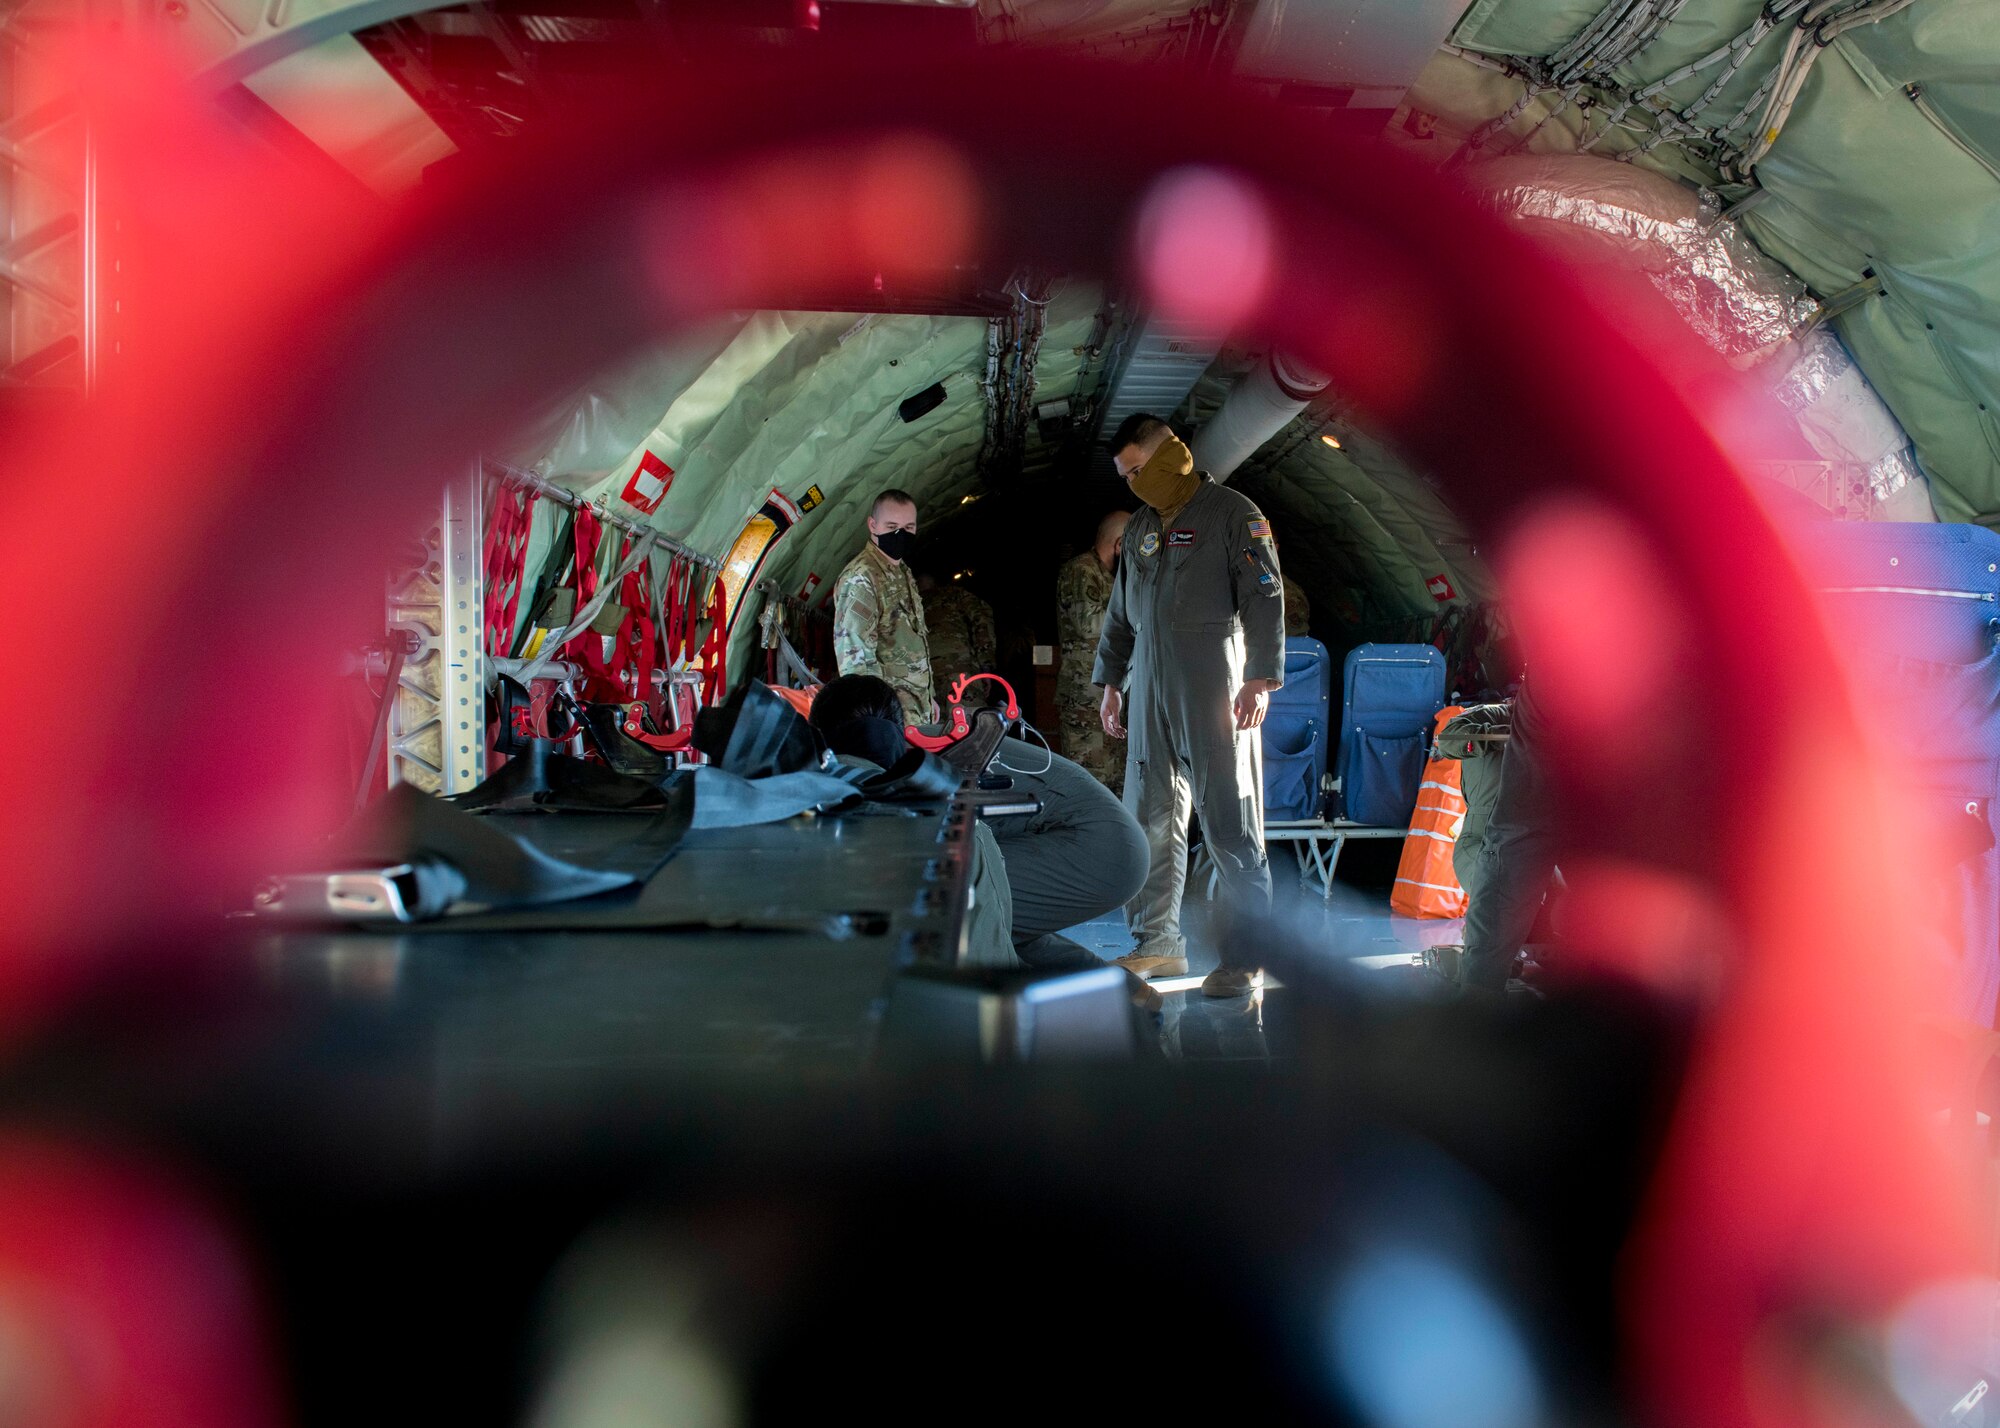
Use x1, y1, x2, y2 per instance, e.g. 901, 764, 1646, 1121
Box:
1248, 519, 1272, 539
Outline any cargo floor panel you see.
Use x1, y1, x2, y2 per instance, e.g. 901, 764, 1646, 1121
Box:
423, 808, 945, 931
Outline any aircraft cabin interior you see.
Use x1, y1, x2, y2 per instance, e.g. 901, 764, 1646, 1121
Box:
0, 1, 1997, 1425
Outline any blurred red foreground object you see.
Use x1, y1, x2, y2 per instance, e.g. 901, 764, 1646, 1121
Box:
0, 30, 1972, 1428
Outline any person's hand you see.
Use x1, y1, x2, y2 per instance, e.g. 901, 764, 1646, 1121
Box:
1234, 678, 1279, 731
1100, 685, 1125, 738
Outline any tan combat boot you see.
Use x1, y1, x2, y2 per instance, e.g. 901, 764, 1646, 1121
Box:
1200, 965, 1262, 999
1113, 946, 1190, 981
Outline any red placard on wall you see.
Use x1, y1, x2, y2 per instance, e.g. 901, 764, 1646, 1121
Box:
621, 450, 675, 514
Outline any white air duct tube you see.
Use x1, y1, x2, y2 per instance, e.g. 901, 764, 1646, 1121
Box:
1192, 349, 1333, 483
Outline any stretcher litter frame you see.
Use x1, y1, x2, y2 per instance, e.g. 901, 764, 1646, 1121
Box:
1198, 818, 1409, 902
1266, 819, 1409, 900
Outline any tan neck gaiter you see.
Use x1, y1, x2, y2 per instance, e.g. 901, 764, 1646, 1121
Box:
1129, 434, 1199, 514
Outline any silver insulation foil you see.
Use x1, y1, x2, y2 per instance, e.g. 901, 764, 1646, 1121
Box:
1774, 326, 1928, 507
1474, 154, 1818, 359
1474, 154, 1932, 519
1771, 330, 1846, 414
1866, 446, 1925, 502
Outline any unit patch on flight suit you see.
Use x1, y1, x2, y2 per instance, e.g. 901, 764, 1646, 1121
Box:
1139, 532, 1160, 557
1167, 530, 1197, 548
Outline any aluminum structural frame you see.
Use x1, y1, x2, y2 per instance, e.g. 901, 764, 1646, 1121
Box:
5, 0, 410, 394
0, 1, 106, 392
384, 463, 486, 795
2, 0, 382, 394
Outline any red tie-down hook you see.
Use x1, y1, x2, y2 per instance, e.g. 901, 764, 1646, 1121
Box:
905, 672, 1020, 753
621, 701, 694, 753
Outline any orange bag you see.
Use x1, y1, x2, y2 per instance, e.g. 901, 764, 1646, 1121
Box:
1390, 705, 1469, 919
767, 684, 817, 720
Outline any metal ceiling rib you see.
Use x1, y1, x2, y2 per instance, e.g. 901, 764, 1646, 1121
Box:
177, 0, 453, 90
240, 30, 457, 196
1232, 0, 1472, 108
1092, 315, 1228, 440
1089, 0, 1474, 447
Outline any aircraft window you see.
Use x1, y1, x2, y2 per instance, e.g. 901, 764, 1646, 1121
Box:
716, 489, 805, 636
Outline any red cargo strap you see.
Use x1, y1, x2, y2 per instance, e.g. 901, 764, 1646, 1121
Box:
572, 504, 602, 606
700, 574, 729, 706
680, 560, 702, 665
664, 555, 691, 668
560, 504, 616, 690
482, 483, 535, 656
605, 535, 657, 704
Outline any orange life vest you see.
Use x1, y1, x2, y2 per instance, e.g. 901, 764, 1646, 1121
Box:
1390, 704, 1469, 919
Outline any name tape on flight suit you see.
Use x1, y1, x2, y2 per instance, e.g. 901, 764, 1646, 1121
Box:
1167, 530, 1197, 548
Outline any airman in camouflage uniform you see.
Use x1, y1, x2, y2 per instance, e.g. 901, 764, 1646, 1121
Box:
833, 490, 935, 724
919, 573, 998, 700
1055, 510, 1131, 794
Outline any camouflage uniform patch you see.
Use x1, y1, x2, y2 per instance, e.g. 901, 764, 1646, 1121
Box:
833, 541, 935, 724
924, 583, 998, 701
1283, 574, 1310, 638
1055, 550, 1125, 795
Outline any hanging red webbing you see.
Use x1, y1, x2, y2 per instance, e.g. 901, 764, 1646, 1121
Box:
700, 573, 729, 707
663, 555, 690, 669
560, 504, 619, 695
680, 560, 702, 666
482, 484, 536, 656
604, 534, 657, 708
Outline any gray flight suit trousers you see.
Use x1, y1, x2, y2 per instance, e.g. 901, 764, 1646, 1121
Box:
962, 820, 1017, 969
1122, 665, 1272, 956
981, 737, 1150, 945
1436, 703, 1511, 904
1458, 681, 1557, 992
1093, 478, 1288, 959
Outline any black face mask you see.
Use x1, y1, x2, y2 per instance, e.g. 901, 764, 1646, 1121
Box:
874, 529, 916, 564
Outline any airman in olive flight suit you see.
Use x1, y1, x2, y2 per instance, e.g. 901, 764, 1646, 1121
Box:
1094, 416, 1286, 998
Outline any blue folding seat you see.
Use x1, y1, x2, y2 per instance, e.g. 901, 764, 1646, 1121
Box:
1263, 636, 1333, 822
1796, 521, 2000, 1025
1337, 643, 1446, 827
